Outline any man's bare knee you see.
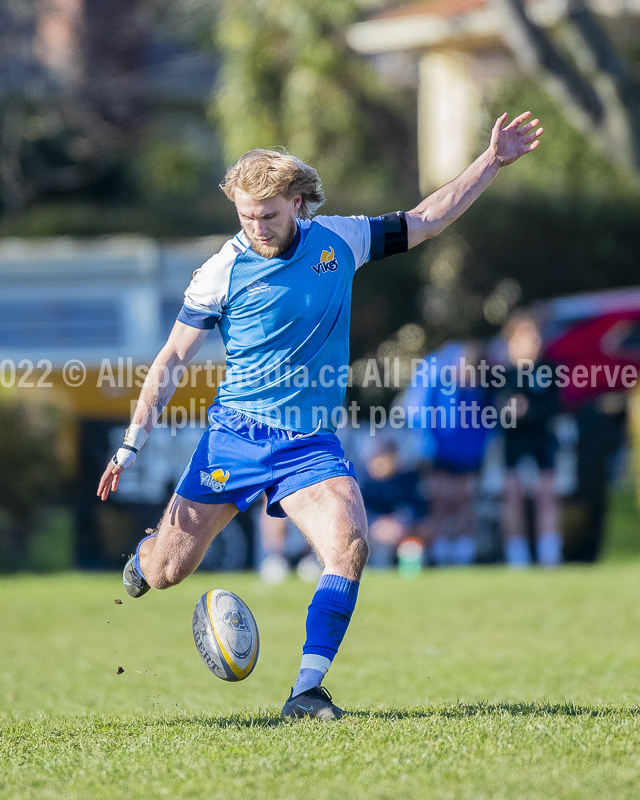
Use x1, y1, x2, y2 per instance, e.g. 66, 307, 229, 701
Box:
145, 560, 186, 590
139, 495, 236, 590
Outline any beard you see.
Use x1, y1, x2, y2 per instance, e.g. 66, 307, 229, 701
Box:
247, 217, 297, 258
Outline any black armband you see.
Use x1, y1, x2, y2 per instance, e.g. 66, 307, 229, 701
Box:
369, 212, 409, 261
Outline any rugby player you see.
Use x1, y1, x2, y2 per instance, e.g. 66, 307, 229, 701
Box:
97, 111, 544, 720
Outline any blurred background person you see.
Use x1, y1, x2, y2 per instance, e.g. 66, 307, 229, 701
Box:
497, 312, 562, 568
256, 496, 290, 584
359, 439, 428, 569
403, 341, 494, 566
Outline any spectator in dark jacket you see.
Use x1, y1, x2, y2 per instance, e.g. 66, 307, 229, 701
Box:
497, 312, 562, 567
360, 440, 428, 568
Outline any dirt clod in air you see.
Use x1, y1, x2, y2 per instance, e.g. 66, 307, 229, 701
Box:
114, 599, 123, 605
116, 667, 125, 675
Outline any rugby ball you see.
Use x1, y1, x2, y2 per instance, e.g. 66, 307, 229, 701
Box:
192, 589, 259, 681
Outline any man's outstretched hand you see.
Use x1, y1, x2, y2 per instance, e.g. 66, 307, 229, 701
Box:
97, 460, 124, 501
490, 111, 544, 167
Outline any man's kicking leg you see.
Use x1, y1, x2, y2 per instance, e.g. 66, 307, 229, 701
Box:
278, 476, 369, 720
123, 494, 237, 597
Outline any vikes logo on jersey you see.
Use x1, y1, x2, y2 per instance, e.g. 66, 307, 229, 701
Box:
310, 247, 338, 275
200, 468, 230, 492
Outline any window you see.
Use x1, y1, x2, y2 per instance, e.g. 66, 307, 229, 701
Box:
0, 299, 122, 347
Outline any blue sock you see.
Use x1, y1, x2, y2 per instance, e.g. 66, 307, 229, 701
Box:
292, 573, 359, 697
134, 532, 157, 581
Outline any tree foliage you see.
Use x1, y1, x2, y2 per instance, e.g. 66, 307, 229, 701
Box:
0, 399, 67, 571
0, 0, 146, 219
493, 0, 640, 187
212, 0, 417, 214
0, 0, 227, 236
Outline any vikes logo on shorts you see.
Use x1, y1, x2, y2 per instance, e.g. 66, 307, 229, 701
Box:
310, 246, 338, 275
200, 468, 230, 492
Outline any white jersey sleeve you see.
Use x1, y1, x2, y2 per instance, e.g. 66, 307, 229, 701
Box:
178, 236, 245, 329
312, 215, 372, 270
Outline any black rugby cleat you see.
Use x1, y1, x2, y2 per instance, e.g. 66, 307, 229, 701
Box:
281, 686, 344, 720
122, 555, 150, 598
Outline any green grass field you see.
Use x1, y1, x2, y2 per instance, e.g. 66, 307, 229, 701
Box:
2, 562, 640, 799
2, 491, 640, 799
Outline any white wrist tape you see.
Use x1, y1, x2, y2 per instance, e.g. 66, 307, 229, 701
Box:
123, 424, 149, 452
111, 424, 149, 470
113, 448, 138, 469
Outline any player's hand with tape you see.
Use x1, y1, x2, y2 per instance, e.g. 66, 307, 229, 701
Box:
97, 423, 149, 501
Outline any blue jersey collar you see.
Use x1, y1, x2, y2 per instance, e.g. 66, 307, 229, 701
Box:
278, 224, 301, 261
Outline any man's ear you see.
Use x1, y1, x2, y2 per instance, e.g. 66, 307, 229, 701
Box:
292, 195, 302, 212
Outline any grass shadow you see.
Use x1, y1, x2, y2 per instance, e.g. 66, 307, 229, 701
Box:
106, 701, 640, 729
122, 711, 290, 730
11, 702, 640, 733
350, 701, 640, 721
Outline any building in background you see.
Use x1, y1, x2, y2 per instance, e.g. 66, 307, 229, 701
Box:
0, 0, 219, 226
348, 0, 640, 192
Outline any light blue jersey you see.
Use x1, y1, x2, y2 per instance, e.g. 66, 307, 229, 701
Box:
178, 213, 407, 433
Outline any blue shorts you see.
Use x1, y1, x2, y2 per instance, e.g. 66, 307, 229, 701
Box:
175, 404, 357, 518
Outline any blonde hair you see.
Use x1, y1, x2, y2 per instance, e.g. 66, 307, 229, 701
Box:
221, 149, 325, 219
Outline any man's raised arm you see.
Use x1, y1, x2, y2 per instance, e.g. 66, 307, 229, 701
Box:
97, 321, 209, 501
406, 111, 544, 248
